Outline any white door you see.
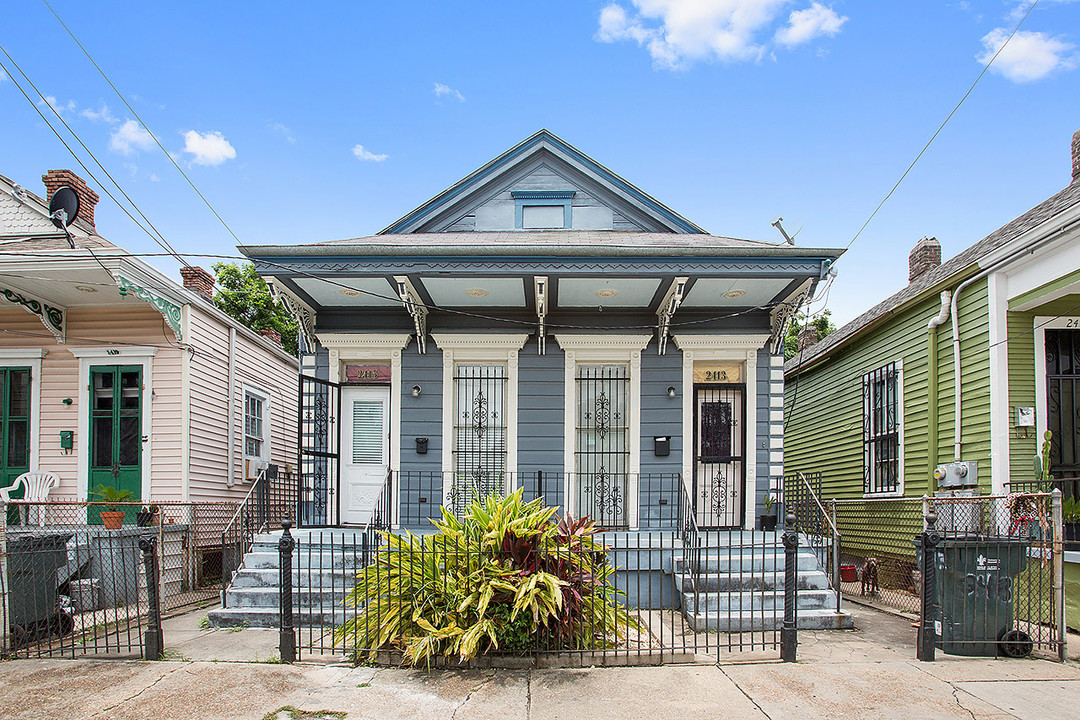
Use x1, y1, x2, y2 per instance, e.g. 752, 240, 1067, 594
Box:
340, 386, 389, 525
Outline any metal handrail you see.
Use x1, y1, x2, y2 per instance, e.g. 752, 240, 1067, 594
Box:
797, 471, 841, 539
222, 471, 264, 541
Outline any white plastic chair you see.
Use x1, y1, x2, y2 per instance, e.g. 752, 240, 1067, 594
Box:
0, 472, 61, 526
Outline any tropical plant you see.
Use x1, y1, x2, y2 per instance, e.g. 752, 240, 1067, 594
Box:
335, 489, 638, 666
91, 484, 135, 512
762, 494, 775, 516
1036, 430, 1054, 492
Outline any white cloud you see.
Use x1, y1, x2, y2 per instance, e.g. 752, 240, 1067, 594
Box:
81, 103, 117, 123
598, 0, 849, 69
433, 82, 466, 102
775, 3, 848, 47
269, 121, 295, 143
149, 173, 161, 183
352, 144, 388, 162
182, 130, 237, 166
109, 119, 156, 155
977, 27, 1078, 82
39, 95, 77, 116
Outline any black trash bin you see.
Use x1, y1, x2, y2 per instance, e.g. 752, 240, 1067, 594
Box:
7, 532, 74, 646
934, 535, 1031, 657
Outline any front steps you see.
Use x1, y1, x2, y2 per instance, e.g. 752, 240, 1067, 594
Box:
673, 544, 853, 632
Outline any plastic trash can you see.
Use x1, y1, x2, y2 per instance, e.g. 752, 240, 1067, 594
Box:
7, 533, 74, 644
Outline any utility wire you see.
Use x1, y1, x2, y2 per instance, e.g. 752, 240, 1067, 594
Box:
41, 0, 245, 248
0, 43, 188, 267
844, 0, 1040, 252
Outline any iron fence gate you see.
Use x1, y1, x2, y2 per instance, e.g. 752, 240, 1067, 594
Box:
299, 375, 340, 527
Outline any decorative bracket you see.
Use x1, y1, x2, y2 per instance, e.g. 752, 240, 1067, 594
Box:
656, 277, 688, 355
534, 276, 548, 356
268, 280, 316, 352
0, 284, 66, 343
769, 281, 812, 355
116, 274, 183, 342
394, 275, 429, 354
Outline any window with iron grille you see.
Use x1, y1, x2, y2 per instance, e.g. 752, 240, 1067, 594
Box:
244, 390, 267, 459
575, 364, 629, 526
863, 362, 901, 494
451, 364, 507, 511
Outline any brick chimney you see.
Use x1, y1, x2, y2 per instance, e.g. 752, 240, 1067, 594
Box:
258, 328, 282, 345
798, 325, 819, 351
1072, 128, 1080, 184
180, 266, 215, 299
41, 169, 100, 227
909, 236, 941, 283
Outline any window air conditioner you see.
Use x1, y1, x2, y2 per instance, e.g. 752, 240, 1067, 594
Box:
244, 458, 268, 482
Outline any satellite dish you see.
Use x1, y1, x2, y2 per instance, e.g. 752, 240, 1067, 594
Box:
49, 187, 79, 229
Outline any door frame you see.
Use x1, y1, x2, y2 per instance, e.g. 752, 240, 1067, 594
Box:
0, 349, 44, 477
691, 381, 747, 529
339, 384, 391, 525
72, 347, 155, 502
1035, 315, 1080, 474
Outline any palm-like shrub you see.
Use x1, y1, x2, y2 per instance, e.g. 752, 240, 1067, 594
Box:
335, 489, 637, 666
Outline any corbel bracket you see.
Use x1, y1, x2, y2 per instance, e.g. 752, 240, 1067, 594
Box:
656, 277, 688, 355
0, 283, 66, 343
268, 280, 316, 352
534, 276, 548, 356
116, 274, 183, 342
395, 275, 429, 354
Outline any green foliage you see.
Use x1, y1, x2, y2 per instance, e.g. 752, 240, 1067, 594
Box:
1063, 496, 1080, 524
784, 310, 837, 360
336, 489, 639, 666
762, 494, 775, 515
211, 262, 299, 356
91, 483, 135, 511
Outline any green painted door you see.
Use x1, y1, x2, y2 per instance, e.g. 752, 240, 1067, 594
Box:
89, 366, 142, 523
1, 367, 31, 524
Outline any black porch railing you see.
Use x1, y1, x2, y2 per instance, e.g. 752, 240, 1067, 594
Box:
221, 466, 297, 605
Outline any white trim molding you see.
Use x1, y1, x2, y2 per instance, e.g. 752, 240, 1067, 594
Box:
672, 334, 771, 351
318, 333, 413, 350
1035, 314, 1080, 459
556, 334, 650, 528
74, 347, 156, 502
0, 349, 46, 476
434, 334, 529, 500
988, 271, 1010, 494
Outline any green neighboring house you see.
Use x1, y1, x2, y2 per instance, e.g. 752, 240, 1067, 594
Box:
784, 129, 1080, 629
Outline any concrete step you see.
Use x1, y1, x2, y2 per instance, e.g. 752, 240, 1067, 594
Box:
681, 589, 837, 614
229, 568, 360, 590
673, 569, 830, 593
243, 552, 371, 570
672, 551, 821, 574
684, 608, 854, 632
224, 586, 361, 609
206, 606, 349, 629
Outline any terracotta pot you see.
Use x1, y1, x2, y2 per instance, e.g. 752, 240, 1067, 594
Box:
101, 510, 125, 530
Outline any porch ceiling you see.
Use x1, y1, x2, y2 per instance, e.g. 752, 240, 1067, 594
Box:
0, 265, 119, 307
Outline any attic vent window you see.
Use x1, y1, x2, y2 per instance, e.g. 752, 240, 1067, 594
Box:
512, 190, 574, 230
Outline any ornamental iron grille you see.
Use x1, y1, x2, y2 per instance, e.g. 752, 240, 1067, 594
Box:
1046, 330, 1080, 481
693, 384, 745, 528
299, 375, 339, 526
862, 362, 900, 495
448, 364, 507, 517
575, 364, 629, 529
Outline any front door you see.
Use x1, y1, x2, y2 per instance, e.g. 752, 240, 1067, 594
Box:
340, 386, 389, 525
692, 384, 745, 529
1047, 329, 1080, 482
89, 366, 142, 522
1, 367, 31, 523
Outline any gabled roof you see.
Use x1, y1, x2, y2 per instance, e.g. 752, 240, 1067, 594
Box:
786, 178, 1080, 374
378, 129, 708, 235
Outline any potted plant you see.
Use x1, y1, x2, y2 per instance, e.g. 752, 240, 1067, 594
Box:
1064, 497, 1080, 544
760, 494, 778, 531
92, 484, 135, 530
136, 504, 159, 527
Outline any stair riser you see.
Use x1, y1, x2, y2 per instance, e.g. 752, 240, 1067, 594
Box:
226, 589, 363, 609
230, 571, 358, 589
685, 611, 854, 632
682, 592, 836, 613
674, 573, 829, 592
207, 609, 349, 628
244, 552, 371, 570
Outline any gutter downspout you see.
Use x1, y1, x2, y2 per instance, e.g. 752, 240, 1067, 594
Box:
226, 327, 237, 487
948, 216, 1080, 463
927, 291, 951, 492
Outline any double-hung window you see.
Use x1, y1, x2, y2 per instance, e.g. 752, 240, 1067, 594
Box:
244, 388, 270, 461
863, 362, 901, 495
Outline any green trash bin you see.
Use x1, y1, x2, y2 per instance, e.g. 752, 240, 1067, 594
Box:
935, 535, 1031, 657
7, 533, 73, 645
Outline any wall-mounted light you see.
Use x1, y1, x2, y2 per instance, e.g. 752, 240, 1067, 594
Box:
667, 386, 677, 399
412, 385, 422, 397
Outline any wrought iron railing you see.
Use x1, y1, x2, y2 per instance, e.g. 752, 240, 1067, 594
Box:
783, 471, 842, 613
221, 466, 297, 606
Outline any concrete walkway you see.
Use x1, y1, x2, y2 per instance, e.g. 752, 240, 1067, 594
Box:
1, 606, 1077, 720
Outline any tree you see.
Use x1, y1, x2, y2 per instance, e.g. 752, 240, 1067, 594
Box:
212, 262, 299, 356
784, 309, 837, 361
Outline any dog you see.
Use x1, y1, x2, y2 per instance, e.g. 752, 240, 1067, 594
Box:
860, 557, 880, 597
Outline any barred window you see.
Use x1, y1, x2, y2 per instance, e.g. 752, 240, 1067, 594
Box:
450, 364, 507, 514
863, 362, 901, 495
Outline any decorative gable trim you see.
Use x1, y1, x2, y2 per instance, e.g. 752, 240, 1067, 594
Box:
0, 283, 66, 343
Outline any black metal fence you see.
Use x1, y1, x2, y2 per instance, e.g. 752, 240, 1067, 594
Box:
0, 500, 193, 659
222, 467, 298, 601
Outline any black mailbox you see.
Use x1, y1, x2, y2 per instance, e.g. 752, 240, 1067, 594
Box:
654, 436, 670, 457
416, 437, 429, 455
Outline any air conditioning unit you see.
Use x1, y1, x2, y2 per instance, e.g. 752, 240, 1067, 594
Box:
244, 458, 268, 482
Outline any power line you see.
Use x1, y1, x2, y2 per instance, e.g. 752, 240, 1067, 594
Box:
41, 0, 245, 248
843, 0, 1040, 252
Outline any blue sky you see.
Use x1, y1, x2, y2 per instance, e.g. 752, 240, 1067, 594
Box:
1, 0, 1078, 324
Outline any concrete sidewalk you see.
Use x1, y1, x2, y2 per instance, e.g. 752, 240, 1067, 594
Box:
1, 606, 1077, 720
